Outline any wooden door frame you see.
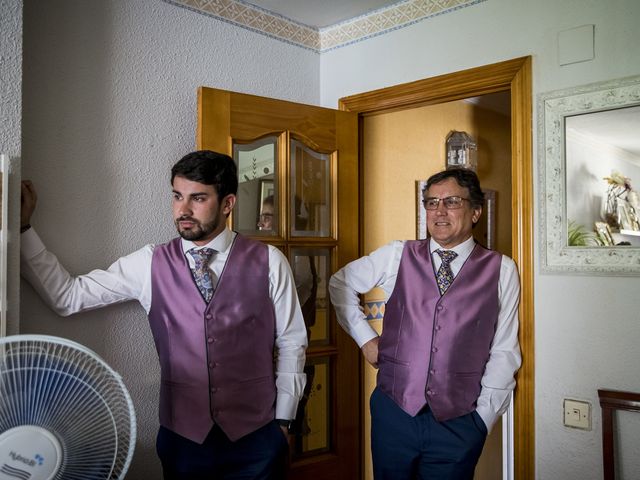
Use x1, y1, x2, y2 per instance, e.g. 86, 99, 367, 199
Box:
338, 56, 534, 479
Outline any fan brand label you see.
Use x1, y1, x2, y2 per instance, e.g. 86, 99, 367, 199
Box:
8, 451, 36, 468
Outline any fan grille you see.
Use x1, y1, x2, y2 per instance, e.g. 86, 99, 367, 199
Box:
0, 336, 136, 480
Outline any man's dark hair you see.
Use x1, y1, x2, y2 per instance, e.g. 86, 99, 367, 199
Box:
424, 168, 484, 208
171, 150, 238, 201
262, 194, 274, 207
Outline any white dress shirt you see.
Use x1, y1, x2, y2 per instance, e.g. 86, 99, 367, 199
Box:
21, 227, 307, 420
329, 236, 521, 432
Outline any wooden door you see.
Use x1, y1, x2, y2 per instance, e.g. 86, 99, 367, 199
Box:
198, 87, 360, 479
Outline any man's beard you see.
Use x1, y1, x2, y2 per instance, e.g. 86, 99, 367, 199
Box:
175, 215, 219, 242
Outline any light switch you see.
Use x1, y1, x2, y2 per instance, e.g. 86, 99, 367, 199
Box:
563, 398, 591, 430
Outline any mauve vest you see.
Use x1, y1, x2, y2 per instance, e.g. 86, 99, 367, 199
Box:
149, 234, 276, 443
377, 240, 501, 421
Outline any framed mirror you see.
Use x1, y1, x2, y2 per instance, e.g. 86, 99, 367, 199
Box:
538, 75, 640, 274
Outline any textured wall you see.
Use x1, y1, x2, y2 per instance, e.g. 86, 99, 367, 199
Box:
0, 0, 22, 157
21, 0, 318, 476
0, 0, 22, 336
321, 0, 640, 478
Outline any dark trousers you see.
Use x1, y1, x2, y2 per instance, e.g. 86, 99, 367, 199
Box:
157, 421, 288, 480
370, 387, 487, 480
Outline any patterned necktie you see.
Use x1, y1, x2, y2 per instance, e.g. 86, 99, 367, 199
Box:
436, 249, 458, 295
189, 248, 216, 302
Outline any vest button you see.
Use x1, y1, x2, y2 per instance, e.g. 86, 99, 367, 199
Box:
430, 369, 436, 375
426, 390, 433, 395
210, 387, 218, 393
437, 305, 443, 311
207, 337, 214, 344
435, 325, 441, 331
206, 314, 213, 319
432, 347, 438, 353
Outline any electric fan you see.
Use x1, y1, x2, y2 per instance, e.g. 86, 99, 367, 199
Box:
0, 335, 136, 480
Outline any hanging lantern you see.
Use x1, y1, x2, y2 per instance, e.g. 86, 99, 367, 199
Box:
445, 131, 477, 171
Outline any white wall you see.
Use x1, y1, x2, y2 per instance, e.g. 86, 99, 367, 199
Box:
21, 0, 318, 476
0, 0, 22, 336
320, 0, 640, 478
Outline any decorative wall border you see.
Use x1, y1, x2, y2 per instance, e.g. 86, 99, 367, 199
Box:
165, 0, 485, 53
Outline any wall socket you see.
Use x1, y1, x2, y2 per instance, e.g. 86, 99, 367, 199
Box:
563, 399, 591, 430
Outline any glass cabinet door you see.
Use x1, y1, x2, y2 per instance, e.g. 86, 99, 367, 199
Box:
233, 136, 278, 236
290, 138, 332, 238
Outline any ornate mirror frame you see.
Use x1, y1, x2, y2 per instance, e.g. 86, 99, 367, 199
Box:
538, 75, 640, 275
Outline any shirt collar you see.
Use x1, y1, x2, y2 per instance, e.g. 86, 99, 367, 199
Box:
429, 235, 476, 258
180, 227, 235, 255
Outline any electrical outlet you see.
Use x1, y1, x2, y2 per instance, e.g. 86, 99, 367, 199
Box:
563, 399, 591, 430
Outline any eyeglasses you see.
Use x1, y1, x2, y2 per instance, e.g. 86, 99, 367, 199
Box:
258, 213, 274, 221
422, 196, 471, 210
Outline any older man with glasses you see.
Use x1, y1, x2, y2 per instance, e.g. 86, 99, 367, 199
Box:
329, 168, 521, 480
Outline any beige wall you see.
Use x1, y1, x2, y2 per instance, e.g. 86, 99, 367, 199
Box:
360, 97, 512, 479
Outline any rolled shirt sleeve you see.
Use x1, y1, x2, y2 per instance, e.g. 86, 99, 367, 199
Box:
268, 246, 308, 420
475, 256, 522, 432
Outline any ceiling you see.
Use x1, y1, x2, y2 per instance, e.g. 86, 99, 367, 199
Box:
567, 106, 640, 158
247, 0, 400, 28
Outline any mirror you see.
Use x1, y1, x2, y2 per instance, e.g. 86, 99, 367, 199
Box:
538, 75, 640, 274
233, 136, 277, 235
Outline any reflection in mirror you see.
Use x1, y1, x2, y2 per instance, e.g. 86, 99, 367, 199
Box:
233, 136, 277, 235
291, 356, 331, 459
566, 106, 640, 247
291, 248, 330, 345
290, 139, 331, 237
538, 74, 640, 274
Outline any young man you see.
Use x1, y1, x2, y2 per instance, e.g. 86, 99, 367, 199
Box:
329, 168, 521, 480
21, 150, 307, 479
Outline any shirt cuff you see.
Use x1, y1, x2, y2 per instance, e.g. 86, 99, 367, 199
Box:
20, 227, 46, 259
476, 404, 498, 433
275, 393, 298, 420
350, 320, 379, 348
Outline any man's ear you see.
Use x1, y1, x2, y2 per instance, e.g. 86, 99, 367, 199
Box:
472, 206, 482, 224
222, 194, 236, 215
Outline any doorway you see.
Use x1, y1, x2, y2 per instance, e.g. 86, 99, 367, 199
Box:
339, 56, 534, 479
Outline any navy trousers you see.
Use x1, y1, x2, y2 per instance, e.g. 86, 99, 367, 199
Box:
370, 387, 488, 480
157, 421, 289, 479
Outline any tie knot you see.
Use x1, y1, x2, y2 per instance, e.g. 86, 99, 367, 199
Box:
436, 249, 457, 264
189, 248, 215, 267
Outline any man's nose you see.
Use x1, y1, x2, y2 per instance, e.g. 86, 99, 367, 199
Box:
176, 200, 192, 216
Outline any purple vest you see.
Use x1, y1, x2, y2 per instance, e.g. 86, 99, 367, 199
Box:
377, 240, 501, 421
149, 234, 276, 443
